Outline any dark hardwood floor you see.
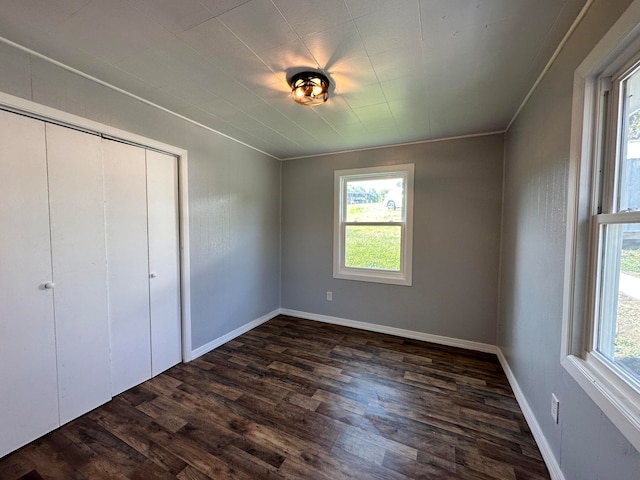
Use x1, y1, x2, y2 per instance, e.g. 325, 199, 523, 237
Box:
0, 315, 550, 480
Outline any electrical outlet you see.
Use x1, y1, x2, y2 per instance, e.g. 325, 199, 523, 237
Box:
326, 291, 332, 301
551, 393, 559, 424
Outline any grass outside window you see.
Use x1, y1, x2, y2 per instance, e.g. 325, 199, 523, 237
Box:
345, 225, 401, 270
616, 244, 640, 382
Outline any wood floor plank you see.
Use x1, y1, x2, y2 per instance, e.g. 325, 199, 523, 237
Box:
89, 397, 189, 476
0, 315, 551, 479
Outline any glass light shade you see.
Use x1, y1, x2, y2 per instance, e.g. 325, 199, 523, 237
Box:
290, 72, 329, 106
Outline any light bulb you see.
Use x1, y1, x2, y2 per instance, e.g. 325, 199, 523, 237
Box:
290, 71, 330, 106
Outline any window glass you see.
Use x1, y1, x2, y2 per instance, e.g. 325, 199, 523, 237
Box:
619, 67, 640, 213
596, 223, 640, 388
345, 225, 401, 270
345, 177, 403, 223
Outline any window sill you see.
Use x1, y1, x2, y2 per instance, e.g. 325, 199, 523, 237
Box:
562, 354, 640, 452
333, 268, 412, 286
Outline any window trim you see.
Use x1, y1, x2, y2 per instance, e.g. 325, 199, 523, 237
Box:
333, 164, 414, 286
563, 0, 640, 452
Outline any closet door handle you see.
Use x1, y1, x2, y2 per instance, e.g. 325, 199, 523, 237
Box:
43, 282, 55, 289
149, 272, 157, 278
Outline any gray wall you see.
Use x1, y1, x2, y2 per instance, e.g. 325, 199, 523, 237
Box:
0, 40, 281, 352
499, 0, 640, 477
282, 135, 504, 345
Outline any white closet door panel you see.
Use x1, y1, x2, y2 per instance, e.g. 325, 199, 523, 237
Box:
146, 150, 181, 375
46, 124, 111, 424
103, 140, 152, 395
0, 111, 59, 456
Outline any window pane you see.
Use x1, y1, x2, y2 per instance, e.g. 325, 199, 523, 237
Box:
597, 224, 640, 387
619, 68, 640, 212
345, 225, 401, 271
345, 177, 403, 222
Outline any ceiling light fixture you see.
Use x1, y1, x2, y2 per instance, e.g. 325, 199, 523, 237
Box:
290, 71, 329, 106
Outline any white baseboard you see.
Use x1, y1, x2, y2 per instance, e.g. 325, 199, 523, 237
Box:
496, 348, 565, 480
189, 309, 280, 360
279, 308, 497, 354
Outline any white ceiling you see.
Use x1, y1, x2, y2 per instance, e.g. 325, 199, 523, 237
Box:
0, 0, 586, 159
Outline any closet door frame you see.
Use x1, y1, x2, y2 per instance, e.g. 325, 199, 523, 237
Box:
0, 92, 194, 362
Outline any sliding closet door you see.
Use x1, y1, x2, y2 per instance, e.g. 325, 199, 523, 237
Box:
0, 111, 59, 456
103, 140, 152, 395
146, 150, 181, 375
46, 124, 111, 424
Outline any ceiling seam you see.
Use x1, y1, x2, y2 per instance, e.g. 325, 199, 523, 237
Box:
191, 0, 253, 27
268, 0, 322, 71
342, 1, 401, 134
281, 129, 507, 161
0, 35, 282, 160
418, 0, 425, 42
506, 0, 595, 131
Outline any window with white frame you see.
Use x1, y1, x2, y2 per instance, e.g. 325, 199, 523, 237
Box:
564, 4, 640, 452
333, 164, 414, 285
592, 63, 640, 393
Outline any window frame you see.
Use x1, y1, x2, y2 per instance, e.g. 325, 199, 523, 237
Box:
563, 1, 640, 452
333, 164, 414, 286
